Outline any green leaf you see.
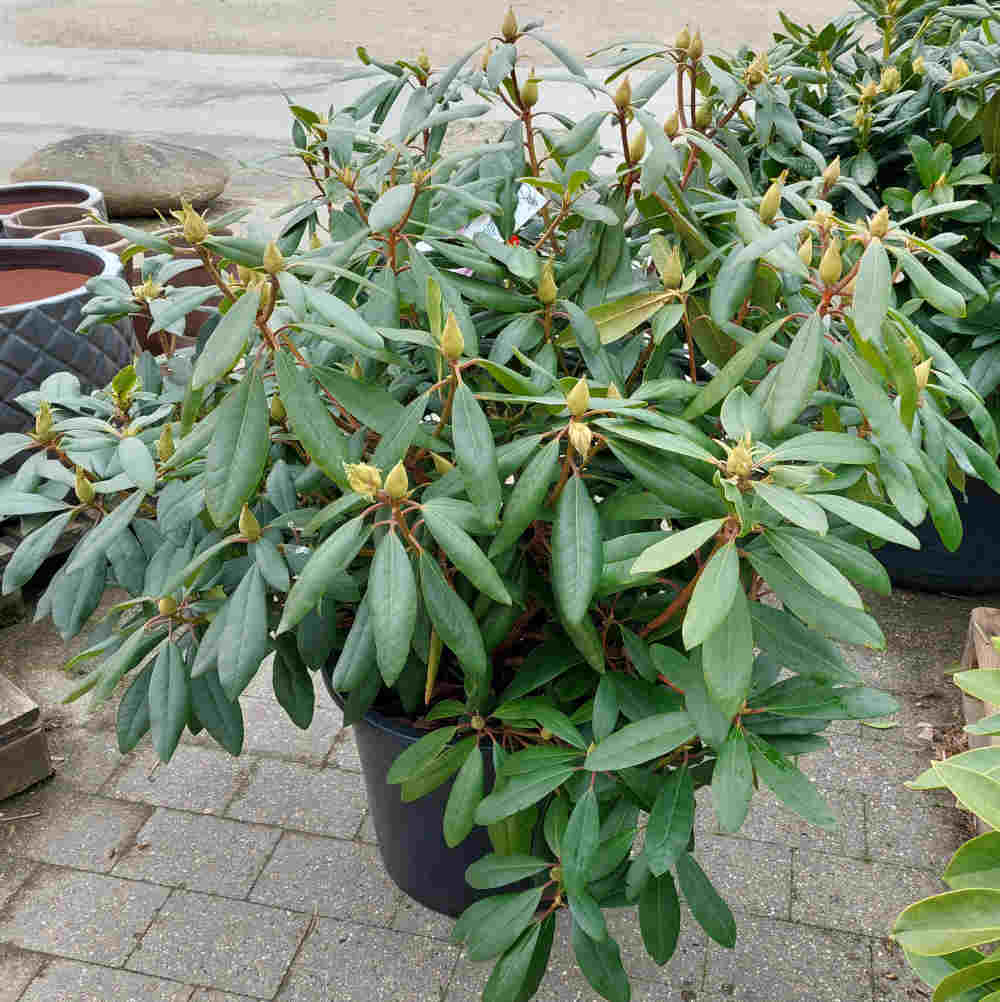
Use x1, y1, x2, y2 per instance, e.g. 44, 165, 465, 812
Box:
675, 852, 736, 947
893, 888, 1000, 955
369, 531, 418, 685
896, 249, 966, 318
482, 922, 543, 1002
645, 766, 694, 876
218, 566, 270, 701
712, 728, 753, 834
452, 888, 544, 962
594, 421, 717, 466
65, 490, 146, 576
466, 853, 550, 890
0, 433, 35, 465
683, 130, 751, 195
452, 381, 502, 525
278, 515, 371, 633
587, 291, 675, 346
945, 832, 1000, 892
752, 482, 828, 534
368, 183, 416, 232
639, 872, 681, 965
763, 432, 878, 466
563, 788, 601, 897
585, 712, 696, 771
371, 395, 429, 472
190, 668, 245, 755
631, 519, 725, 575
118, 437, 156, 492
768, 312, 825, 433
148, 642, 189, 763
3, 511, 74, 595
572, 918, 630, 1002
474, 762, 578, 825
400, 736, 475, 802
931, 957, 1000, 1002
489, 438, 560, 558
444, 744, 485, 848
494, 698, 587, 749
764, 529, 863, 610
852, 241, 892, 343
205, 371, 270, 528
191, 288, 260, 391
275, 350, 348, 487
272, 641, 314, 730
702, 588, 754, 718
254, 536, 290, 593
421, 505, 510, 605
954, 671, 1000, 705
932, 763, 1000, 830
682, 542, 739, 649
419, 551, 489, 707
116, 661, 153, 754
387, 726, 458, 784
810, 494, 920, 548
0, 493, 72, 519
552, 473, 603, 625
747, 732, 837, 830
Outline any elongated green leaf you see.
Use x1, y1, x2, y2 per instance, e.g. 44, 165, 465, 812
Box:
910, 748, 1000, 790
749, 602, 859, 684
475, 762, 578, 825
954, 671, 1000, 705
482, 922, 543, 1002
896, 249, 966, 318
944, 832, 1000, 892
218, 566, 270, 701
387, 726, 458, 784
572, 918, 630, 1002
443, 744, 485, 848
552, 473, 603, 625
585, 712, 696, 771
683, 130, 751, 195
190, 668, 245, 754
852, 240, 892, 342
466, 853, 549, 890
682, 542, 739, 649
272, 639, 314, 730
452, 381, 502, 525
191, 288, 260, 390
369, 531, 418, 685
3, 511, 74, 595
712, 728, 753, 834
0, 493, 71, 519
675, 852, 736, 947
763, 432, 878, 466
639, 872, 681, 965
768, 312, 824, 433
489, 438, 560, 557
753, 482, 828, 534
931, 957, 1000, 1002
764, 529, 862, 610
148, 642, 189, 763
118, 437, 156, 491
421, 505, 510, 605
646, 766, 694, 876
702, 588, 753, 718
893, 889, 1000, 955
595, 420, 717, 465
455, 888, 544, 963
932, 763, 1000, 830
811, 493, 920, 548
368, 183, 416, 232
65, 490, 146, 575
747, 731, 836, 830
254, 536, 290, 592
116, 661, 153, 753
631, 519, 724, 575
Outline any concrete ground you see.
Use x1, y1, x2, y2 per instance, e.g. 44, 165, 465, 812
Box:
0, 578, 987, 1002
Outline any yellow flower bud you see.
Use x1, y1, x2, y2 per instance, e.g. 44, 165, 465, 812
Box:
819, 237, 843, 286
156, 423, 175, 462
431, 452, 454, 475
568, 420, 593, 461
906, 336, 923, 364
481, 43, 492, 71
344, 462, 383, 499
440, 311, 465, 360
695, 104, 712, 129
262, 240, 286, 275
170, 200, 209, 244
663, 111, 679, 138
744, 53, 768, 87
384, 460, 409, 500
607, 382, 622, 399
132, 277, 162, 302
687, 29, 703, 61
537, 259, 558, 305
798, 233, 813, 266
520, 73, 539, 108
822, 156, 841, 191
239, 504, 262, 542
348, 359, 364, 381
860, 79, 878, 102
566, 377, 590, 417
723, 431, 754, 480
880, 66, 901, 93
270, 395, 286, 422
914, 358, 932, 391
237, 264, 255, 286
74, 466, 95, 505
501, 6, 518, 41
912, 55, 925, 74
951, 56, 970, 81
417, 48, 431, 73
869, 206, 890, 239
158, 596, 178, 617
675, 25, 691, 50
628, 127, 647, 163
661, 244, 684, 290
758, 171, 786, 225
34, 400, 53, 440
614, 75, 632, 111
853, 107, 867, 129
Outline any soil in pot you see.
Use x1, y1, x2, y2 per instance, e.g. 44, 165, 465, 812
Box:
0, 267, 94, 306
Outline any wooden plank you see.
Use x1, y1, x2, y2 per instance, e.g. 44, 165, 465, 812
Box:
0, 673, 38, 741
0, 726, 53, 801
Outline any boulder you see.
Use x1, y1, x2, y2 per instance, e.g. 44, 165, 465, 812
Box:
11, 134, 229, 218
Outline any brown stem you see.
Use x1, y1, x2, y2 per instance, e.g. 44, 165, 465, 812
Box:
676, 59, 688, 130
194, 245, 237, 303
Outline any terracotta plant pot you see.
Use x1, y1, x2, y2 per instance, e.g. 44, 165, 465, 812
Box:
0, 183, 105, 235
0, 239, 135, 437
3, 203, 102, 239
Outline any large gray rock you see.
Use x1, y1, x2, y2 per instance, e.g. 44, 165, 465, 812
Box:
11, 134, 229, 217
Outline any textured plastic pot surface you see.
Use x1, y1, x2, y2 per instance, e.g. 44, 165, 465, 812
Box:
322, 666, 505, 918
0, 183, 105, 234
0, 240, 134, 437
877, 477, 1000, 594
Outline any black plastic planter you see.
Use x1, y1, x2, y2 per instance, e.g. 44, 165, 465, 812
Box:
321, 667, 502, 918
877, 477, 1000, 594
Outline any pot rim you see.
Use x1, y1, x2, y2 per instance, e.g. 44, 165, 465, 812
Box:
321, 665, 428, 747
0, 182, 104, 221
35, 224, 128, 250
0, 238, 123, 315
5, 203, 100, 231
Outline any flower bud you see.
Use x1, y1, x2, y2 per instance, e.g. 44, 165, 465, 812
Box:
431, 451, 454, 475
869, 205, 890, 239
675, 25, 691, 50
614, 75, 632, 111
520, 73, 539, 108
860, 79, 878, 102
481, 42, 492, 71
758, 171, 786, 224
132, 277, 162, 302
384, 460, 409, 500
417, 48, 431, 73
440, 311, 465, 360
344, 462, 383, 499
501, 6, 518, 41
663, 111, 679, 138
158, 596, 178, 617
470, 713, 486, 731
798, 233, 813, 266
270, 395, 286, 422
951, 56, 970, 81
75, 466, 95, 505
687, 29, 703, 61
607, 382, 622, 399
661, 244, 684, 290
262, 240, 286, 275
695, 103, 712, 129
912, 55, 925, 74
819, 237, 843, 286
744, 52, 768, 87
853, 107, 867, 129
537, 259, 558, 305
239, 504, 262, 542
906, 336, 923, 364
914, 358, 932, 391
568, 420, 592, 461
566, 377, 590, 417
171, 200, 209, 244
237, 264, 255, 286
628, 127, 647, 163
724, 431, 754, 480
880, 66, 901, 93
34, 400, 53, 440
822, 156, 841, 191
156, 423, 175, 462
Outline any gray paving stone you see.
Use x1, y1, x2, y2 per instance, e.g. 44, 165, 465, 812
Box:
703, 913, 870, 1002
189, 992, 255, 1002
791, 850, 946, 937
694, 837, 792, 920
0, 867, 169, 966
48, 727, 130, 794
0, 853, 37, 909
128, 890, 307, 998
249, 833, 400, 925
277, 918, 457, 1001
329, 730, 362, 772
866, 794, 967, 871
0, 944, 44, 1002
106, 745, 247, 814
710, 785, 865, 859
0, 785, 150, 872
391, 897, 455, 941
871, 937, 931, 1001
225, 759, 366, 837
358, 810, 377, 843
236, 696, 342, 765
18, 959, 194, 1002
860, 687, 962, 746
112, 808, 281, 897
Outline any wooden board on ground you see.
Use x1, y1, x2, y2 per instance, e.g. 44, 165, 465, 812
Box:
960, 607, 1000, 833
0, 674, 52, 800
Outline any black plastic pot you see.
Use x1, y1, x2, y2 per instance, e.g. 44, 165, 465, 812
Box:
877, 477, 1000, 594
322, 666, 503, 918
